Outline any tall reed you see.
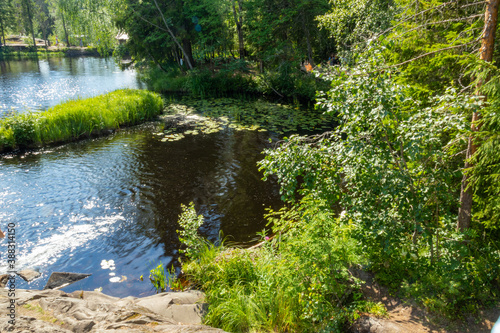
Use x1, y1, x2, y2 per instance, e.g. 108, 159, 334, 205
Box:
0, 89, 163, 152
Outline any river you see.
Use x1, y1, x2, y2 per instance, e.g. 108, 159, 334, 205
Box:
0, 57, 282, 297
0, 57, 144, 115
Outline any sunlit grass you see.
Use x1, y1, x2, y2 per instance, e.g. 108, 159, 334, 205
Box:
158, 200, 381, 332
0, 89, 163, 152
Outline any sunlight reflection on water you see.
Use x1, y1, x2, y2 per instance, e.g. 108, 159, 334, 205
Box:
0, 57, 144, 115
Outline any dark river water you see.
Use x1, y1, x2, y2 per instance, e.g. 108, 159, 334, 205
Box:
0, 58, 282, 297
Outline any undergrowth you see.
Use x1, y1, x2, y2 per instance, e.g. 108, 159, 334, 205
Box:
141, 60, 328, 103
157, 200, 386, 333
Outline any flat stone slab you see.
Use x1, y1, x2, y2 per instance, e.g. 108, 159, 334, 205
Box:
0, 289, 227, 332
136, 290, 207, 324
44, 272, 91, 290
18, 269, 41, 282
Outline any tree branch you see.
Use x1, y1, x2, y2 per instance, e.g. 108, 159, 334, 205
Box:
376, 1, 486, 39
152, 0, 194, 70
386, 37, 481, 69
393, 14, 484, 39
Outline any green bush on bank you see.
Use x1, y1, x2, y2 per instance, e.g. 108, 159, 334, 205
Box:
0, 89, 163, 152
142, 60, 328, 103
154, 201, 385, 333
143, 65, 258, 98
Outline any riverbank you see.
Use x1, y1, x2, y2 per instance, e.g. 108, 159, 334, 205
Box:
170, 196, 500, 332
0, 45, 104, 59
0, 288, 227, 332
0, 89, 163, 153
142, 62, 330, 104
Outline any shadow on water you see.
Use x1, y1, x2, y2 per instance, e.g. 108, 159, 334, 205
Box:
0, 123, 282, 297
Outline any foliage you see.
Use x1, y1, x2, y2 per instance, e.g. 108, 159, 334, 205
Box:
177, 202, 207, 260
149, 262, 169, 293
317, 0, 397, 61
0, 89, 163, 152
0, 48, 66, 59
258, 61, 330, 102
48, 0, 118, 53
144, 61, 328, 102
0, 0, 16, 45
142, 66, 188, 93
162, 96, 335, 135
244, 0, 332, 63
149, 262, 184, 293
468, 61, 500, 229
184, 68, 258, 98
367, 0, 486, 100
142, 64, 258, 98
259, 51, 500, 316
175, 197, 384, 332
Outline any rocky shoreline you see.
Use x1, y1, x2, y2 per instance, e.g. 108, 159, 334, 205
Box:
0, 288, 227, 333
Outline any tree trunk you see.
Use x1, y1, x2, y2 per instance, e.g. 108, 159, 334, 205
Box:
182, 38, 195, 68
0, 19, 5, 47
232, 0, 245, 59
61, 10, 70, 46
457, 0, 499, 231
152, 0, 194, 70
41, 22, 48, 49
24, 0, 37, 51
301, 12, 313, 66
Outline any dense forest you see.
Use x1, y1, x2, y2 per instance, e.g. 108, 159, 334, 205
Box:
2, 0, 500, 331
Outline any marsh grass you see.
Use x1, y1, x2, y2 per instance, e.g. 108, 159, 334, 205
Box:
0, 89, 163, 152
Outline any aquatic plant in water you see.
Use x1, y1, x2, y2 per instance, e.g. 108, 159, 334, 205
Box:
154, 97, 335, 142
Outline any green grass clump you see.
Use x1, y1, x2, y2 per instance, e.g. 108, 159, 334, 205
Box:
0, 89, 163, 152
156, 199, 385, 333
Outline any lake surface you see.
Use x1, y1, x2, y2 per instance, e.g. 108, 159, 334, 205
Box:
0, 57, 282, 297
0, 57, 144, 115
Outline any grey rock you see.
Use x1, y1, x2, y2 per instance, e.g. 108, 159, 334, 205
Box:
0, 288, 227, 332
18, 269, 41, 282
350, 316, 404, 333
44, 272, 91, 290
0, 274, 10, 288
136, 290, 207, 324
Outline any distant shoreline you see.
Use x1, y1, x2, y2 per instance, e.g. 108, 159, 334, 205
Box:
0, 45, 107, 57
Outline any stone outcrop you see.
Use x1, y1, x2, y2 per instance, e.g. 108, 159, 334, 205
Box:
44, 272, 91, 290
18, 269, 41, 283
0, 289, 227, 333
0, 269, 42, 288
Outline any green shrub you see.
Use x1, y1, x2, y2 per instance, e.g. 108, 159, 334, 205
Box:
167, 198, 380, 332
257, 61, 329, 103
259, 52, 500, 318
